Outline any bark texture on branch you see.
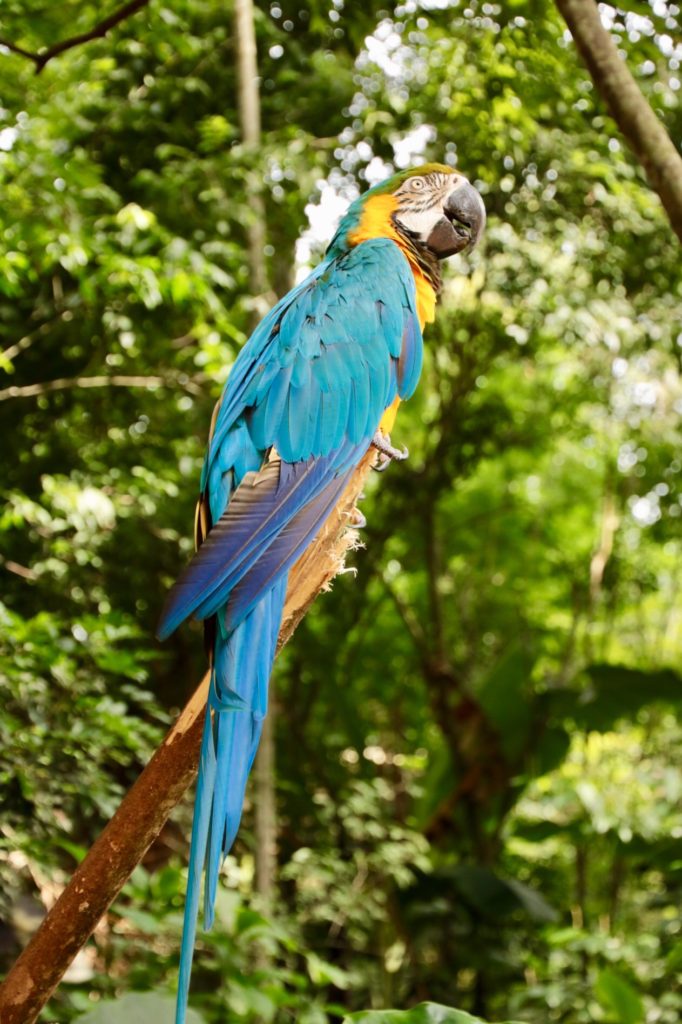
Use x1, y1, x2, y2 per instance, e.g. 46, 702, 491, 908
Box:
0, 450, 376, 1024
555, 0, 682, 243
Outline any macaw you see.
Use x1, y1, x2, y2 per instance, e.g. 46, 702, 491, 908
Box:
157, 163, 485, 1023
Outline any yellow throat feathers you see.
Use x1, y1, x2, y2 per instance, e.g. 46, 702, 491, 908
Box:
347, 194, 437, 330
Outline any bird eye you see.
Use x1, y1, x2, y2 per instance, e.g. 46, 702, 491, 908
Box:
411, 177, 425, 190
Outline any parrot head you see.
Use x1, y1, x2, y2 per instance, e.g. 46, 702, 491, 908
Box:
331, 162, 485, 265
387, 163, 486, 258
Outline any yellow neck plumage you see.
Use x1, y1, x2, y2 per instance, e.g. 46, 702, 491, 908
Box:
348, 194, 438, 435
347, 194, 437, 331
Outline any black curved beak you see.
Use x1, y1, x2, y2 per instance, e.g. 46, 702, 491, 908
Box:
427, 180, 486, 259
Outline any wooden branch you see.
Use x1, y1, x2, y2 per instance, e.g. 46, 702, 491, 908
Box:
0, 0, 150, 74
0, 373, 203, 402
0, 448, 377, 1024
0, 37, 43, 63
555, 0, 682, 242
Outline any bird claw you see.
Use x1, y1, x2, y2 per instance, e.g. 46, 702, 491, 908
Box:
350, 508, 367, 529
371, 430, 409, 472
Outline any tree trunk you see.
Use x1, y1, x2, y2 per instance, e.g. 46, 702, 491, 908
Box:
555, 0, 682, 243
234, 0, 271, 323
254, 705, 277, 907
233, 0, 278, 906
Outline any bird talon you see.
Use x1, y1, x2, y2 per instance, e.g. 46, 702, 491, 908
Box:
350, 509, 367, 529
372, 454, 391, 473
371, 430, 409, 469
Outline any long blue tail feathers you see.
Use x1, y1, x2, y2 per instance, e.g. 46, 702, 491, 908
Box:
162, 446, 367, 1024
175, 576, 287, 1024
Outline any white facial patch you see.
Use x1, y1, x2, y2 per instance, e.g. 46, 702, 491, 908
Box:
393, 172, 466, 241
394, 204, 445, 238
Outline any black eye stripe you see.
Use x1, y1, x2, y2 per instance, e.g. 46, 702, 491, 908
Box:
402, 196, 440, 212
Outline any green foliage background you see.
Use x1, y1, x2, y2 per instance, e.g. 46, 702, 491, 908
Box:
0, 1, 680, 1022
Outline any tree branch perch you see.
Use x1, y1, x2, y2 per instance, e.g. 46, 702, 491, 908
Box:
0, 449, 378, 1024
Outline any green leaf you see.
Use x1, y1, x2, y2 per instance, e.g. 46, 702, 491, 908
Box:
575, 666, 682, 731
344, 1003, 525, 1023
306, 951, 351, 989
451, 865, 557, 922
74, 992, 207, 1024
505, 879, 559, 924
477, 647, 535, 761
227, 981, 277, 1019
117, 906, 164, 934
594, 969, 644, 1024
530, 725, 571, 777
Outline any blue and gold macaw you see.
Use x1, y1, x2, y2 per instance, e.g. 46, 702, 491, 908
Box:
157, 164, 485, 1023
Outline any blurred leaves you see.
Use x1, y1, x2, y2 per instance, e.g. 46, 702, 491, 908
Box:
0, 600, 164, 910
594, 969, 644, 1024
573, 665, 682, 731
345, 1004, 524, 1023
73, 992, 207, 1024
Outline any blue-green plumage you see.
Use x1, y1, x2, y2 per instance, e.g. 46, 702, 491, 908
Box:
158, 235, 424, 1024
157, 161, 488, 1024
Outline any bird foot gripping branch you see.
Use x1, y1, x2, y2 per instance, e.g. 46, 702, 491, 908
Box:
157, 163, 485, 1024
371, 429, 409, 472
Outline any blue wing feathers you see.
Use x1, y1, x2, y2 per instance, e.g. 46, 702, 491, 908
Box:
397, 311, 423, 399
299, 319, 321, 359
292, 351, 311, 390
158, 242, 423, 640
349, 371, 370, 443
164, 236, 424, 1024
311, 352, 333, 393
284, 387, 306, 462
302, 381, 321, 455
204, 239, 420, 465
163, 448, 357, 632
223, 463, 357, 631
313, 388, 335, 455
263, 364, 294, 440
